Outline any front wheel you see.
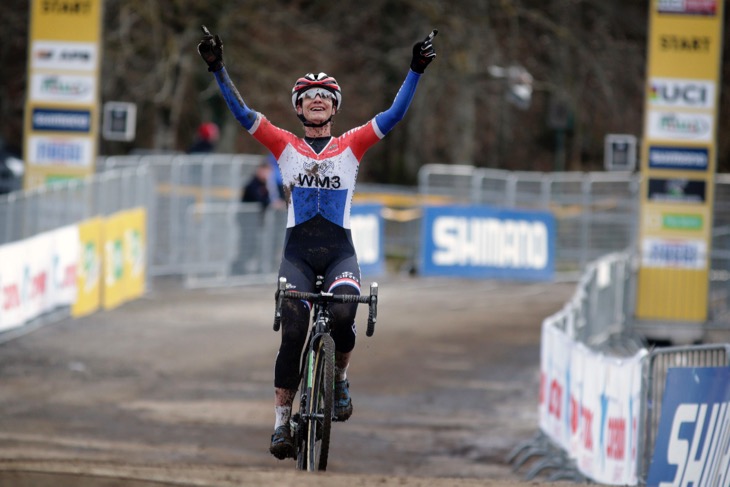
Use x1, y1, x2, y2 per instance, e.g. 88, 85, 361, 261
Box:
304, 334, 334, 471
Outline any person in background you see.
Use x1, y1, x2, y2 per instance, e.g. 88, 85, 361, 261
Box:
188, 122, 220, 153
198, 25, 437, 460
241, 161, 272, 209
265, 153, 285, 209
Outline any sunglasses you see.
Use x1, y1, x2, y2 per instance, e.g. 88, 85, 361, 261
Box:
301, 88, 335, 100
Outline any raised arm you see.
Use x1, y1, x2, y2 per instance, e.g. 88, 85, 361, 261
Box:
197, 26, 258, 131
374, 30, 438, 137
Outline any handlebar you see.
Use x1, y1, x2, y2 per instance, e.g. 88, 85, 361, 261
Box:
273, 277, 378, 336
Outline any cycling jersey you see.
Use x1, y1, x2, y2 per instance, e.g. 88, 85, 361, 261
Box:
214, 68, 422, 230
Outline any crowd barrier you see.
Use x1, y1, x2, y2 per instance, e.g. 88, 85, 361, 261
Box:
509, 251, 730, 485
0, 208, 147, 339
1, 156, 729, 486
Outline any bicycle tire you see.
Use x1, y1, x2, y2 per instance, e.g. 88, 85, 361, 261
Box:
305, 334, 334, 471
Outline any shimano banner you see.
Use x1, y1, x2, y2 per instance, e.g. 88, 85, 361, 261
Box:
420, 205, 555, 280
647, 366, 730, 487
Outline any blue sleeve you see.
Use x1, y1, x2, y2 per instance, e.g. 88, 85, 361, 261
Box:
214, 68, 258, 131
373, 69, 422, 136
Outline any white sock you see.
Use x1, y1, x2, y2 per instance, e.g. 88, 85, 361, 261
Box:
335, 365, 348, 382
274, 405, 291, 429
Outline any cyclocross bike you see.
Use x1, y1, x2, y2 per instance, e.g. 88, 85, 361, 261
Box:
273, 275, 378, 471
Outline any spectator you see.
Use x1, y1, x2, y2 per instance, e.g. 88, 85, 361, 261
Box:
187, 122, 219, 153
241, 161, 272, 209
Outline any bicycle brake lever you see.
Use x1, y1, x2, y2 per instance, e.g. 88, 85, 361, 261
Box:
273, 277, 287, 331
366, 283, 378, 337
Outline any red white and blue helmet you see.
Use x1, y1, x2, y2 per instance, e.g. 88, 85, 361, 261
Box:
291, 72, 342, 110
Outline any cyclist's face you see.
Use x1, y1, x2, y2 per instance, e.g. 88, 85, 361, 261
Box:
298, 92, 335, 124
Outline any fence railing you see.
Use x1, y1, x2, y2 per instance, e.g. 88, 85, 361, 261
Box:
1, 155, 729, 486
100, 154, 266, 277
510, 250, 730, 485
419, 164, 730, 326
0, 165, 152, 245
638, 343, 730, 483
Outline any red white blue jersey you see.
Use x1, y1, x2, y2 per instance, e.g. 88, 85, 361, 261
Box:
247, 116, 381, 229
213, 67, 421, 229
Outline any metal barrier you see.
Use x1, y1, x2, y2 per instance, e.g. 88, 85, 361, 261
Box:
638, 343, 730, 484
1, 155, 729, 485
0, 165, 152, 245
183, 203, 287, 288
419, 164, 730, 326
100, 154, 265, 276
509, 249, 730, 485
420, 165, 640, 272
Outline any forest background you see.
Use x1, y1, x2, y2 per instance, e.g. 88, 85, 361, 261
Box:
0, 0, 728, 185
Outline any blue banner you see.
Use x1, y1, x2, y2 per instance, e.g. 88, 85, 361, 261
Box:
32, 107, 92, 133
351, 204, 384, 277
647, 366, 730, 487
419, 205, 555, 281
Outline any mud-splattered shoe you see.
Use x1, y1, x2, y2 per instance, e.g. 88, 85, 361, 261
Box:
334, 379, 353, 422
269, 424, 295, 459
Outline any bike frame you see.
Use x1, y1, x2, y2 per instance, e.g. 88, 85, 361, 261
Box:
273, 276, 378, 471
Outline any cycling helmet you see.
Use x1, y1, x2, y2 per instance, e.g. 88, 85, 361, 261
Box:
291, 72, 342, 110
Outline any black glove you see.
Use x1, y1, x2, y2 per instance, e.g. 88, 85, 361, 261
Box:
198, 25, 224, 72
410, 29, 438, 74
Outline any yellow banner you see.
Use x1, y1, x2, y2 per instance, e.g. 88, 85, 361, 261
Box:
102, 208, 147, 310
123, 208, 147, 302
636, 0, 724, 322
24, 0, 103, 189
103, 212, 126, 310
71, 217, 103, 317
647, 15, 723, 78
30, 1, 102, 41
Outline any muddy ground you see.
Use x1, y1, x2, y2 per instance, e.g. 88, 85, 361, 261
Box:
0, 275, 580, 486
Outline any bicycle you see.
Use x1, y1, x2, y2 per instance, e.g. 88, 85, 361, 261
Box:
273, 275, 378, 471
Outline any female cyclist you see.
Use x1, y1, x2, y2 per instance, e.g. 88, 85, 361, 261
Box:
198, 26, 437, 460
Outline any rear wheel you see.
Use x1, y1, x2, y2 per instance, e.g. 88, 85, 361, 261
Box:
305, 334, 334, 471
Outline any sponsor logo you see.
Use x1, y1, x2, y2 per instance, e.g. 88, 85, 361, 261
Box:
657, 0, 717, 15
28, 135, 93, 167
660, 35, 711, 52
648, 146, 708, 171
40, 0, 93, 14
647, 110, 713, 142
641, 238, 706, 269
648, 78, 715, 109
432, 217, 549, 269
648, 178, 706, 204
298, 160, 341, 188
81, 241, 100, 293
31, 41, 97, 71
646, 367, 730, 487
662, 213, 703, 231
30, 73, 96, 104
32, 108, 91, 132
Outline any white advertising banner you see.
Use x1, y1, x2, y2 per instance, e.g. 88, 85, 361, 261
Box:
0, 226, 79, 333
23, 233, 53, 320
28, 135, 95, 168
30, 73, 97, 105
539, 314, 646, 486
568, 343, 590, 456
539, 317, 573, 450
51, 225, 79, 308
31, 40, 98, 72
572, 351, 646, 486
0, 241, 27, 331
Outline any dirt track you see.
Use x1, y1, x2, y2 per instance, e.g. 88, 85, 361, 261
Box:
0, 275, 577, 486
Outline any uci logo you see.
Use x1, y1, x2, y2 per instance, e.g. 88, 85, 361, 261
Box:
649, 78, 714, 109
